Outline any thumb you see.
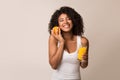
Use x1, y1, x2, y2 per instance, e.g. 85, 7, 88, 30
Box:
58, 28, 61, 35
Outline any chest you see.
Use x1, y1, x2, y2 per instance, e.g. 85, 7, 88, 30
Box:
64, 41, 77, 54
61, 50, 79, 64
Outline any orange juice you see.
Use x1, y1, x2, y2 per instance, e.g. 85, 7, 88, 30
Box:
78, 47, 87, 61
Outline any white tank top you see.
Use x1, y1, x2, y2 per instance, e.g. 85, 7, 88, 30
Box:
51, 36, 81, 80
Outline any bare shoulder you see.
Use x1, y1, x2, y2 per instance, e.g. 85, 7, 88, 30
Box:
81, 36, 89, 46
49, 35, 57, 43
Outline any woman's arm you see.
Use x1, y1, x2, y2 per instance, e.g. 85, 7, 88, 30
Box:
48, 28, 64, 69
80, 36, 89, 68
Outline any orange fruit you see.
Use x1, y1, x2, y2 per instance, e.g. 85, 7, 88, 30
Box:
53, 26, 59, 35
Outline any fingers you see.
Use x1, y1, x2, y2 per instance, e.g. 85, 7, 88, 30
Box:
56, 28, 59, 35
58, 28, 61, 35
51, 27, 64, 43
51, 30, 54, 36
50, 28, 59, 38
82, 53, 88, 60
51, 27, 60, 35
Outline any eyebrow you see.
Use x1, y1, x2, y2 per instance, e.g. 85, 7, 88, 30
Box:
59, 16, 70, 20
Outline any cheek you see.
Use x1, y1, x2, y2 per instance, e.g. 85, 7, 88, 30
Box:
58, 22, 62, 26
70, 21, 73, 26
69, 20, 72, 24
59, 26, 62, 29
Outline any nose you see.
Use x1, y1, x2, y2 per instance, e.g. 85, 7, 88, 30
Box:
64, 18, 68, 23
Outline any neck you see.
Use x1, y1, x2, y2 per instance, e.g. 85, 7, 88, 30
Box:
62, 32, 74, 41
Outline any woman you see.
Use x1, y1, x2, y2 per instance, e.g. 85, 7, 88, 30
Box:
48, 6, 89, 80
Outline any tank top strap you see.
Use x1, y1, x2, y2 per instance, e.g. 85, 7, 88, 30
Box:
77, 36, 81, 49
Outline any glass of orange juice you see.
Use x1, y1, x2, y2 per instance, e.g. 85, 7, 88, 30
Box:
78, 46, 87, 61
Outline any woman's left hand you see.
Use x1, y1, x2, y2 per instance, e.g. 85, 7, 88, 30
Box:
82, 53, 88, 60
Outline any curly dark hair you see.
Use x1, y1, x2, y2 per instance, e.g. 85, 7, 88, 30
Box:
48, 6, 84, 36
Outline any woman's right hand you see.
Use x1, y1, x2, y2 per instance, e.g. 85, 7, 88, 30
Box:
51, 27, 64, 43
49, 27, 65, 69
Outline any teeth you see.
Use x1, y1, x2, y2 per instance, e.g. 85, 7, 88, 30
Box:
64, 25, 69, 28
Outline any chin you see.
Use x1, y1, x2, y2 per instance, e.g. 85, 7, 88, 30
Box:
62, 30, 72, 33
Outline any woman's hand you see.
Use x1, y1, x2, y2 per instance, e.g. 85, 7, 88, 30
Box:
80, 37, 89, 68
49, 27, 65, 69
51, 27, 64, 43
82, 52, 88, 60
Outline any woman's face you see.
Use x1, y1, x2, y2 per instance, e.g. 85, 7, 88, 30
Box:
58, 13, 73, 32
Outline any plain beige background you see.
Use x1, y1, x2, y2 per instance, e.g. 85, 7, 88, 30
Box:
0, 0, 120, 80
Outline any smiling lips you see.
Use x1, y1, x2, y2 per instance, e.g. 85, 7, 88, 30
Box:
63, 24, 70, 28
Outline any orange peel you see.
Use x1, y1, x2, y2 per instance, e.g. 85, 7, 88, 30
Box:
53, 26, 59, 35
